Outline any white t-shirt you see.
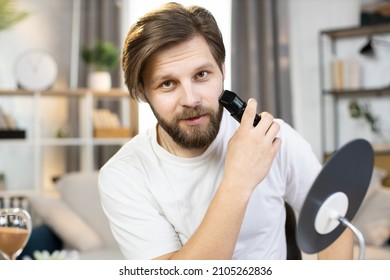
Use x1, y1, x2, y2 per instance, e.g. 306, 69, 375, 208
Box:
98, 109, 321, 259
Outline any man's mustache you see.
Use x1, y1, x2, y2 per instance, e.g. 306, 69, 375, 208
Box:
175, 106, 213, 121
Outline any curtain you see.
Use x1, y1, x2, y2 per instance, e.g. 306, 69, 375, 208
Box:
231, 0, 293, 124
67, 0, 122, 172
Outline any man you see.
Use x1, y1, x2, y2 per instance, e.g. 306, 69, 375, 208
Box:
98, 2, 353, 260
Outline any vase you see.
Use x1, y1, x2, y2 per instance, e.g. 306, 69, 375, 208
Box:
87, 71, 111, 91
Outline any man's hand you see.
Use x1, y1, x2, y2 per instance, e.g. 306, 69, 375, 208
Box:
224, 98, 282, 193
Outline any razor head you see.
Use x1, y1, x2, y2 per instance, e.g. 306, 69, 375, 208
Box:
219, 90, 260, 126
219, 90, 246, 113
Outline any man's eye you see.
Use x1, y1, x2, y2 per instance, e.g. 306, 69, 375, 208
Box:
161, 80, 173, 88
196, 71, 208, 79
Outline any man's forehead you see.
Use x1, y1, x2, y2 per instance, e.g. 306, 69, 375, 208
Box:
144, 37, 218, 80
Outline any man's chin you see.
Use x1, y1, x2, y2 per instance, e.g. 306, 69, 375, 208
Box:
179, 122, 210, 135
176, 128, 218, 149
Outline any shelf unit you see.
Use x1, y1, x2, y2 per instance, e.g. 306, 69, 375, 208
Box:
0, 88, 138, 196
319, 24, 390, 186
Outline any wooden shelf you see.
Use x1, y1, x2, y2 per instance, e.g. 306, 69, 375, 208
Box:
321, 23, 390, 39
0, 88, 138, 193
319, 23, 390, 177
324, 86, 390, 97
0, 88, 130, 97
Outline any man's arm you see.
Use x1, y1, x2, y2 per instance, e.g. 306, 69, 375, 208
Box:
154, 176, 257, 259
318, 228, 354, 260
154, 99, 281, 260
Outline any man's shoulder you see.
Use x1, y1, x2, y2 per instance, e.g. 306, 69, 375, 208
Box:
102, 128, 156, 168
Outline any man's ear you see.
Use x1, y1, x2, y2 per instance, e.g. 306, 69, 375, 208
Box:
137, 85, 147, 102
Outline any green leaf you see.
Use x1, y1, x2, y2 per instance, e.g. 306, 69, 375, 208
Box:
80, 40, 119, 71
0, 0, 29, 30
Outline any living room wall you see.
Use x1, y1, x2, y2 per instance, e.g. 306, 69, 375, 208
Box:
0, 0, 73, 190
0, 0, 123, 191
289, 0, 390, 158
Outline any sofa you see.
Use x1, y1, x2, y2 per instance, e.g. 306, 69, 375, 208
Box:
22, 172, 124, 260
349, 167, 390, 259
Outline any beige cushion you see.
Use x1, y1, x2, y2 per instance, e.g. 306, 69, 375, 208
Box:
364, 167, 387, 202
29, 196, 103, 252
353, 168, 390, 247
56, 172, 118, 248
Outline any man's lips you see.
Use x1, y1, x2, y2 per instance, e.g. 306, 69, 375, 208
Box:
181, 114, 207, 125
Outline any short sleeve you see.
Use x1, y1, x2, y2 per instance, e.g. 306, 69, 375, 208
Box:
98, 159, 182, 259
277, 120, 322, 212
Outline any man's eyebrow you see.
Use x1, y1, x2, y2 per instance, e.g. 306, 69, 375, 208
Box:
150, 74, 172, 85
195, 62, 217, 71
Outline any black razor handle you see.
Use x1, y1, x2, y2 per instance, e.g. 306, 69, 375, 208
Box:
219, 90, 261, 126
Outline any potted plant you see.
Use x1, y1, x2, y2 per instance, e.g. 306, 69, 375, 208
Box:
81, 40, 119, 91
348, 100, 380, 133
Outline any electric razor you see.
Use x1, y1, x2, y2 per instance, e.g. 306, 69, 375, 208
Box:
219, 90, 261, 126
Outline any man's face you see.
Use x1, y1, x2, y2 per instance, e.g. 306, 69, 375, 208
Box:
142, 35, 225, 150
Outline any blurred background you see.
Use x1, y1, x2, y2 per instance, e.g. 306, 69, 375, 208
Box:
1, 0, 390, 192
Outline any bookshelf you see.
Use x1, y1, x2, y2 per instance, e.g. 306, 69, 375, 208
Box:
0, 88, 138, 196
319, 24, 390, 186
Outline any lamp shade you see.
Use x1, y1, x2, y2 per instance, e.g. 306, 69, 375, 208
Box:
360, 37, 375, 57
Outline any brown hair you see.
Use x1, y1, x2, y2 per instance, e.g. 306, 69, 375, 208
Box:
122, 2, 226, 100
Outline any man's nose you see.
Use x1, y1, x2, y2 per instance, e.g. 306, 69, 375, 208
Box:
180, 84, 201, 107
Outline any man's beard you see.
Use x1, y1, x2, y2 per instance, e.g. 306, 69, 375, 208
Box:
153, 105, 224, 150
